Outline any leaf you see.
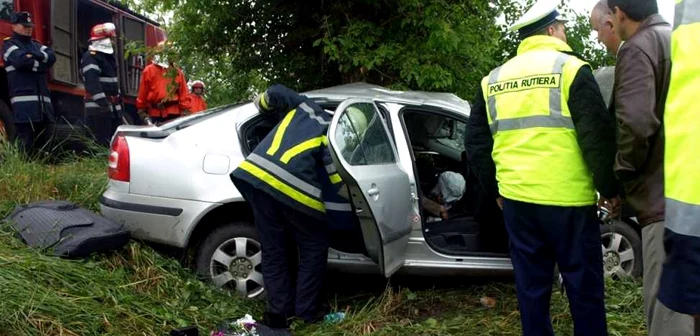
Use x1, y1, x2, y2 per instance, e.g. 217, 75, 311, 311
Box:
135, 0, 605, 104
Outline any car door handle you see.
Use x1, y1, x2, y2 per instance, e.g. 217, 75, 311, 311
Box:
368, 187, 380, 197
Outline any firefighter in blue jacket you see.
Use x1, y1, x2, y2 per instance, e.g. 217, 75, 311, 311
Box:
2, 12, 56, 153
80, 23, 123, 147
231, 84, 354, 329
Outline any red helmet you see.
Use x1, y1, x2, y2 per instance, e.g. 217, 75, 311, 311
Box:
89, 23, 116, 42
191, 80, 205, 90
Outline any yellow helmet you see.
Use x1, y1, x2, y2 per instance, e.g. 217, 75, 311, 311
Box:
346, 106, 368, 136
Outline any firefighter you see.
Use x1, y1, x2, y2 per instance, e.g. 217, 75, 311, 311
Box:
464, 1, 620, 335
136, 41, 191, 125
188, 80, 207, 113
2, 12, 56, 154
230, 84, 354, 330
80, 22, 123, 147
658, 0, 700, 328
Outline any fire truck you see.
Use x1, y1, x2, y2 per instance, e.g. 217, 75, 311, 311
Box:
0, 0, 167, 144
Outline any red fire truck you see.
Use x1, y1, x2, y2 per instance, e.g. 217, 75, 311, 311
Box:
0, 0, 166, 143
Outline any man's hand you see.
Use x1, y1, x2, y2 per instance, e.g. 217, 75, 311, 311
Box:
137, 109, 153, 125
598, 195, 621, 219
31, 51, 45, 61
496, 197, 504, 210
440, 206, 449, 220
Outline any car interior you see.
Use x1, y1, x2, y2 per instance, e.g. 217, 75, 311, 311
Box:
400, 109, 509, 256
239, 101, 509, 259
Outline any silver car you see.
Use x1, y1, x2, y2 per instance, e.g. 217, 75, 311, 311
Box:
100, 75, 641, 299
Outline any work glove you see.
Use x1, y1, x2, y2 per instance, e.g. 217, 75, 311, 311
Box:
31, 51, 45, 61
98, 102, 111, 115
137, 109, 154, 126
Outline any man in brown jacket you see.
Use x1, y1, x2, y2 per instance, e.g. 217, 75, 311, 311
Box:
608, 0, 694, 334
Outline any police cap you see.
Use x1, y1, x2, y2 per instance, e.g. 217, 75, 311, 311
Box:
510, 0, 567, 39
10, 12, 35, 28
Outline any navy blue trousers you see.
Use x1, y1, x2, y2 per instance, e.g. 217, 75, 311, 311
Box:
14, 121, 49, 156
238, 182, 329, 325
503, 199, 607, 336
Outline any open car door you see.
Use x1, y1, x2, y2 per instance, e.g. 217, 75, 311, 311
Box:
327, 99, 413, 277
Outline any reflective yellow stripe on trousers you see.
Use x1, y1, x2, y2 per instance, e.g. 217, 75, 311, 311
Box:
487, 53, 575, 133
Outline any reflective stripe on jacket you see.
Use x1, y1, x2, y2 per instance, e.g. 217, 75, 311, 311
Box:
81, 50, 120, 111
231, 84, 353, 220
481, 35, 595, 206
658, 0, 700, 315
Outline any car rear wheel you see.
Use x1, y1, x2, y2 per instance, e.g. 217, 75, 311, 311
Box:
195, 223, 266, 299
600, 220, 642, 279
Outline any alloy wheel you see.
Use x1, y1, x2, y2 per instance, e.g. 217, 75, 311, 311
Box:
208, 237, 265, 298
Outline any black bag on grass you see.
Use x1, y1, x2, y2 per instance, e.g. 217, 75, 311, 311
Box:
6, 200, 130, 258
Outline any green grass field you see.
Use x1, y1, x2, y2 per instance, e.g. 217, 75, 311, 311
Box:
0, 146, 646, 335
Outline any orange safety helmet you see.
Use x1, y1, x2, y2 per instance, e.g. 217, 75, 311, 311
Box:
89, 23, 117, 42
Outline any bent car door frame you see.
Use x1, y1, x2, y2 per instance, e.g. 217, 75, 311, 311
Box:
327, 98, 413, 277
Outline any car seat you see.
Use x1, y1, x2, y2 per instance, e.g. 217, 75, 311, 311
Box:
425, 217, 481, 252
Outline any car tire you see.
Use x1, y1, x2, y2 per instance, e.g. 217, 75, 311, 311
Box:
600, 220, 643, 279
0, 100, 16, 143
195, 222, 266, 299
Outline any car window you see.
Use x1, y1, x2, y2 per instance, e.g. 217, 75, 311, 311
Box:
334, 102, 395, 165
435, 120, 467, 152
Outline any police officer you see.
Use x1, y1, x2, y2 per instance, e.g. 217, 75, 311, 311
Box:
230, 84, 354, 330
2, 11, 56, 154
81, 23, 123, 147
658, 0, 700, 330
465, 1, 620, 335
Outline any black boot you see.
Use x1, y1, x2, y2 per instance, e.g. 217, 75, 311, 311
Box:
261, 312, 289, 329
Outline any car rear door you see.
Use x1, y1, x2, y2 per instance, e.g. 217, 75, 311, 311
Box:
327, 99, 413, 277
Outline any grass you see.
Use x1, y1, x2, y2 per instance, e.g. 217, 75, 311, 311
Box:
0, 144, 646, 335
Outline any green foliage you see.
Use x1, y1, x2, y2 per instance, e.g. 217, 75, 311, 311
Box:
130, 0, 611, 104
314, 0, 502, 99
498, 0, 612, 69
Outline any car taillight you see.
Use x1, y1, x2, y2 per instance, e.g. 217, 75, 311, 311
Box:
108, 133, 130, 182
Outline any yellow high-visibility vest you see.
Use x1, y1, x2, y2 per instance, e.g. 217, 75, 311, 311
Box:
665, 0, 700, 236
481, 35, 596, 206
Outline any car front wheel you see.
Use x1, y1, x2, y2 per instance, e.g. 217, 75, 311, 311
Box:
195, 223, 266, 299
600, 220, 643, 279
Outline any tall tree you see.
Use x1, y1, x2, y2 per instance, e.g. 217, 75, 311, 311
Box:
127, 0, 608, 106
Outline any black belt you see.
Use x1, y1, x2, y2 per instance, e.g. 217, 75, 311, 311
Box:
152, 100, 179, 109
